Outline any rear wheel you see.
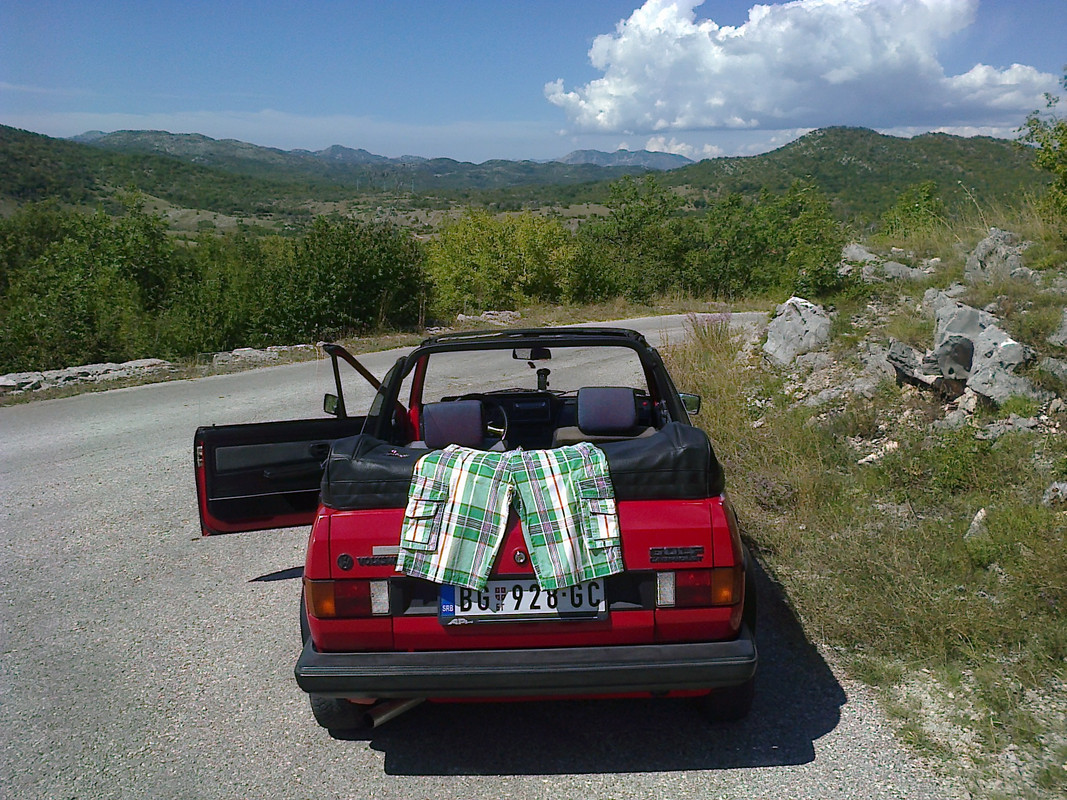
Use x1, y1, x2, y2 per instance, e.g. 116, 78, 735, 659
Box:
699, 550, 757, 722
300, 590, 373, 731
309, 694, 372, 731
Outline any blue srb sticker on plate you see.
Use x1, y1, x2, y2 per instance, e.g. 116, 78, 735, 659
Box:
439, 584, 456, 617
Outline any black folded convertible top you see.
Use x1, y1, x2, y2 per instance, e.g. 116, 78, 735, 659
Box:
319, 422, 725, 511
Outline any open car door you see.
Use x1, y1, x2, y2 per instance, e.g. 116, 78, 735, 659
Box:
194, 417, 366, 535
193, 343, 388, 535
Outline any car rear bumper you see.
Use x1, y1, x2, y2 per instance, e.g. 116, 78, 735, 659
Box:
295, 625, 757, 699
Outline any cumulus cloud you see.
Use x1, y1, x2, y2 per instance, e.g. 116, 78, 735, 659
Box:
644, 135, 722, 158
546, 0, 1058, 134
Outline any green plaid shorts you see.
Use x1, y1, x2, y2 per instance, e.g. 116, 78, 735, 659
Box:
397, 443, 623, 590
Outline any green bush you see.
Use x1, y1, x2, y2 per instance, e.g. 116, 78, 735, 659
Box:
426, 210, 577, 316
1019, 70, 1067, 227
0, 209, 153, 371
880, 180, 947, 239
682, 182, 847, 299
0, 206, 427, 370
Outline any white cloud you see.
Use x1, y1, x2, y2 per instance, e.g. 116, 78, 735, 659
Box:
546, 0, 1058, 134
644, 135, 722, 158
0, 81, 92, 97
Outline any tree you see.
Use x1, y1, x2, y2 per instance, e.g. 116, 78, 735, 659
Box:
783, 182, 849, 298
0, 211, 150, 371
880, 180, 946, 239
583, 175, 686, 303
281, 217, 425, 340
426, 210, 577, 317
1019, 69, 1067, 223
682, 194, 765, 299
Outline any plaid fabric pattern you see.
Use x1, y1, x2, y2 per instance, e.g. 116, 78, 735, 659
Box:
397, 443, 622, 591
509, 443, 623, 590
397, 446, 514, 590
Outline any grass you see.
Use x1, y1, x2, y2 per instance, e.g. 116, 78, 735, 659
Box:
665, 304, 1067, 798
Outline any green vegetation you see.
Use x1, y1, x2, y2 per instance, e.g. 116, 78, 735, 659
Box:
1, 124, 1044, 226
0, 199, 425, 372
665, 126, 1043, 223
0, 125, 344, 217
1020, 70, 1067, 227
426, 210, 577, 316
879, 180, 947, 240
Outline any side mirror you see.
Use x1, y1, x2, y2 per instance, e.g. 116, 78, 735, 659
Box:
679, 393, 701, 415
323, 393, 340, 416
513, 346, 551, 361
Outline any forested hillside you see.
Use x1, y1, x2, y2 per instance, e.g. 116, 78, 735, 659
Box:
30, 127, 649, 200
0, 125, 347, 215
476, 127, 1043, 220
664, 127, 1043, 220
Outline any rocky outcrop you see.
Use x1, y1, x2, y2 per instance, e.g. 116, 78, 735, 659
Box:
766, 230, 1062, 437
1, 344, 320, 396
880, 288, 1053, 404
762, 297, 832, 367
882, 260, 928, 282
968, 326, 1049, 404
964, 228, 1032, 283
840, 242, 932, 283
1047, 310, 1067, 348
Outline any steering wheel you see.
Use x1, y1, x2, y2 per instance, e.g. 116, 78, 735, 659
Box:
460, 394, 509, 443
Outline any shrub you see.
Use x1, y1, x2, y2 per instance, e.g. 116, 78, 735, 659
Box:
880, 181, 947, 239
426, 210, 577, 316
0, 210, 152, 371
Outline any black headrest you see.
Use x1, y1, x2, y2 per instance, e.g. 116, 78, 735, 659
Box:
422, 400, 485, 449
577, 387, 638, 435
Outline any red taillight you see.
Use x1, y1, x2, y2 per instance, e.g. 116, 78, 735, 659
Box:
304, 578, 389, 618
676, 569, 713, 606
657, 567, 742, 608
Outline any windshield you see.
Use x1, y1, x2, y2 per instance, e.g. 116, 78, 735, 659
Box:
407, 344, 649, 404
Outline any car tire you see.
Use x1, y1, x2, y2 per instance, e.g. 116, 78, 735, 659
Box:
309, 694, 372, 732
698, 548, 757, 723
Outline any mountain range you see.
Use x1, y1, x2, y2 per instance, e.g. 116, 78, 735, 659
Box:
71, 129, 691, 171
0, 123, 1043, 222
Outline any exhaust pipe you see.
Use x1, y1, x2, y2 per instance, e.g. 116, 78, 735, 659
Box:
365, 697, 424, 728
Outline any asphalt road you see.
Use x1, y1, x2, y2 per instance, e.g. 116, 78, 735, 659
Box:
0, 315, 963, 799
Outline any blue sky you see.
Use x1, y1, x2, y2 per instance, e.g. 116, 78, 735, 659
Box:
1, 0, 1064, 162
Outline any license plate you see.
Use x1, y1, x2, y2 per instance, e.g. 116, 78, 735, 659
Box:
439, 579, 606, 624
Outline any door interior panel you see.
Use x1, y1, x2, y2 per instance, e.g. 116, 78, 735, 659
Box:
195, 417, 366, 534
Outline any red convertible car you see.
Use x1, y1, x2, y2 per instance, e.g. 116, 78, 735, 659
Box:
194, 327, 757, 731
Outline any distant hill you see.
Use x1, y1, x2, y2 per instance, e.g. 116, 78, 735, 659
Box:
0, 125, 345, 214
660, 126, 1042, 220
556, 149, 693, 170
